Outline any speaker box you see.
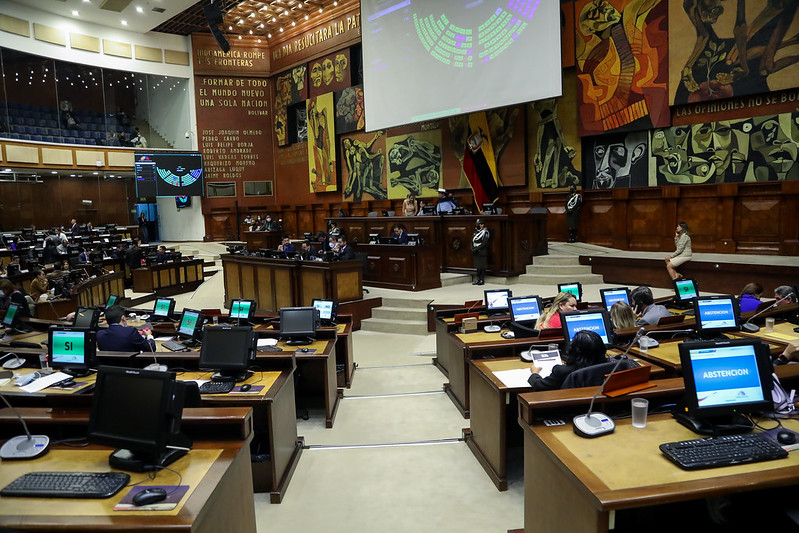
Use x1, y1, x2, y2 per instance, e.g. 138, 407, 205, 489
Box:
204, 3, 230, 53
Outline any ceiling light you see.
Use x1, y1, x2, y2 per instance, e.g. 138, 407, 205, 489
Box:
292, 21, 295, 26
238, 35, 242, 39
267, 33, 272, 38
121, 20, 128, 25
51, 171, 57, 174
3, 169, 10, 173
334, 1, 338, 5
305, 15, 309, 20
319, 7, 323, 13
72, 10, 79, 16
279, 27, 283, 32
259, 23, 264, 28
228, 25, 233, 30
136, 6, 143, 13
257, 38, 261, 43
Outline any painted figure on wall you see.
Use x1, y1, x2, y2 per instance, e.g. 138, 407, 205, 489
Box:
274, 107, 288, 146
672, 0, 799, 105
575, 0, 669, 136
532, 98, 581, 188
296, 108, 308, 143
586, 130, 648, 188
307, 94, 337, 193
310, 49, 352, 98
749, 112, 799, 181
449, 106, 519, 188
310, 62, 323, 87
335, 86, 365, 134
387, 133, 443, 198
342, 131, 387, 201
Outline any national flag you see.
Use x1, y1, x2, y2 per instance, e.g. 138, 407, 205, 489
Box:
462, 112, 499, 211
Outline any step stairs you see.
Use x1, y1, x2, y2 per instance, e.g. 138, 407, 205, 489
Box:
514, 255, 603, 285
440, 272, 472, 287
360, 296, 431, 336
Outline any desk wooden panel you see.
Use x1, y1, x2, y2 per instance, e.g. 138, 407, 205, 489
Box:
736, 321, 799, 345
131, 259, 204, 295
0, 368, 95, 395
330, 322, 355, 388
328, 213, 548, 276
222, 253, 362, 313
75, 271, 125, 308
276, 339, 341, 428
521, 414, 799, 533
0, 408, 255, 532
243, 230, 283, 251
354, 243, 442, 291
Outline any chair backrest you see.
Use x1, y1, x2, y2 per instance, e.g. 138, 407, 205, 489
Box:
367, 211, 379, 217
561, 359, 640, 390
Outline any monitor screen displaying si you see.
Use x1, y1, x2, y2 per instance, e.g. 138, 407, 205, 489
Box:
177, 309, 203, 339
229, 299, 256, 320
2, 303, 19, 327
509, 296, 542, 323
561, 309, 613, 347
484, 289, 512, 313
678, 339, 772, 420
312, 299, 337, 322
134, 152, 204, 198
105, 294, 119, 309
557, 282, 582, 302
48, 327, 96, 376
694, 295, 740, 334
600, 288, 631, 310
153, 298, 176, 318
673, 278, 698, 303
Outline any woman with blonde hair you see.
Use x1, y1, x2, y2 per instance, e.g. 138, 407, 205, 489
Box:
535, 292, 577, 330
610, 301, 636, 330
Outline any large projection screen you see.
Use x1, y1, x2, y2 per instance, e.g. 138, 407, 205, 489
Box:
362, 0, 562, 131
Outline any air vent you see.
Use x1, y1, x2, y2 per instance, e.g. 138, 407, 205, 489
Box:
152, 7, 165, 13
99, 0, 133, 13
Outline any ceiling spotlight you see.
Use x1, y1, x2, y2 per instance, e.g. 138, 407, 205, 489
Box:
319, 7, 323, 13
292, 21, 295, 26
267, 33, 272, 38
72, 10, 79, 16
121, 20, 128, 25
334, 1, 338, 5
249, 29, 253, 34
305, 15, 309, 20
279, 27, 283, 32
257, 38, 261, 43
259, 23, 264, 28
238, 35, 242, 39
228, 25, 233, 30
136, 6, 143, 13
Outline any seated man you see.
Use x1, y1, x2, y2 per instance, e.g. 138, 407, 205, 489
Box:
297, 240, 316, 260
334, 235, 356, 261
97, 305, 155, 352
155, 246, 169, 264
77, 247, 89, 264
277, 236, 295, 256
6, 256, 21, 276
391, 224, 408, 245
775, 285, 796, 305
28, 270, 49, 301
435, 188, 457, 214
631, 286, 671, 326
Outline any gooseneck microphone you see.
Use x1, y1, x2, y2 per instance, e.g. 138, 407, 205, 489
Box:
573, 327, 646, 438
0, 393, 50, 459
0, 352, 25, 370
741, 292, 794, 333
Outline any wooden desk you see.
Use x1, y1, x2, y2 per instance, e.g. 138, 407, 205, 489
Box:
74, 271, 125, 308
131, 258, 204, 295
520, 414, 799, 533
329, 321, 355, 388
0, 407, 255, 532
327, 213, 549, 276
222, 253, 363, 313
0, 368, 95, 396
433, 310, 497, 377
735, 321, 799, 345
467, 357, 667, 491
243, 230, 283, 251
354, 243, 442, 291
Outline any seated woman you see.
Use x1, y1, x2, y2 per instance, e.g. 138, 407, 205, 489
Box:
527, 330, 607, 391
610, 301, 636, 330
738, 282, 763, 313
665, 222, 692, 280
534, 292, 577, 330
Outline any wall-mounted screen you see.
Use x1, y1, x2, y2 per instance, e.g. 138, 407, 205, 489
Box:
135, 152, 203, 197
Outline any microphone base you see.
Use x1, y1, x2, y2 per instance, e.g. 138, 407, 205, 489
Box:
573, 412, 615, 438
0, 435, 50, 460
741, 323, 760, 333
2, 358, 25, 370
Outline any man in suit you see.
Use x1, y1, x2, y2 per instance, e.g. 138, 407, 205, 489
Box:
155, 246, 169, 264
334, 235, 355, 261
126, 239, 144, 271
97, 305, 155, 352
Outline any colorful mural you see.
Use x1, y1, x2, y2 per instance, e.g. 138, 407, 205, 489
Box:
584, 130, 649, 188
309, 49, 351, 99
341, 131, 387, 202
574, 0, 669, 136
670, 1, 799, 106
386, 130, 443, 199
306, 93, 337, 193
334, 85, 365, 134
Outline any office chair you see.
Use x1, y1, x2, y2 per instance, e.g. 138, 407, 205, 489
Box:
560, 359, 640, 389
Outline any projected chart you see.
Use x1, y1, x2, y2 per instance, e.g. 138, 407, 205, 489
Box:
412, 1, 540, 68
135, 153, 204, 197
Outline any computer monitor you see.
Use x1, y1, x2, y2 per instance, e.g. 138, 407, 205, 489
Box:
673, 278, 699, 306
312, 298, 337, 325
229, 299, 256, 321
368, 233, 379, 244
407, 233, 421, 246
2, 303, 21, 330
177, 309, 204, 343
378, 237, 393, 245
694, 295, 741, 337
88, 365, 191, 472
48, 327, 97, 377
484, 289, 512, 316
600, 288, 631, 310
557, 282, 583, 302
482, 203, 498, 215
677, 338, 773, 435
72, 307, 100, 330
508, 295, 543, 323
199, 326, 255, 382
279, 307, 318, 345
420, 205, 437, 215
560, 309, 613, 347
104, 294, 119, 309
152, 298, 176, 320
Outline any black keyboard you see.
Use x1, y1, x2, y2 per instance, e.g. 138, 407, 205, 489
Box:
161, 340, 187, 351
198, 380, 235, 394
260, 344, 283, 352
659, 433, 788, 470
1, 471, 130, 499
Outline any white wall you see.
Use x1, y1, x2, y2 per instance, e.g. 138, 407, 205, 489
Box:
156, 196, 205, 242
138, 77, 193, 149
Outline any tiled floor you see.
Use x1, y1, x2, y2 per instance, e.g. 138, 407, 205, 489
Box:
159, 241, 792, 533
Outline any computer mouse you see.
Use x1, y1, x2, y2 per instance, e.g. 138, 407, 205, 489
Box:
132, 488, 168, 506
240, 383, 252, 392
777, 430, 797, 445
59, 379, 75, 388
299, 347, 310, 352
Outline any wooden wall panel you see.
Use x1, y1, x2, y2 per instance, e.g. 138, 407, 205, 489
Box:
274, 269, 293, 310
255, 267, 274, 311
